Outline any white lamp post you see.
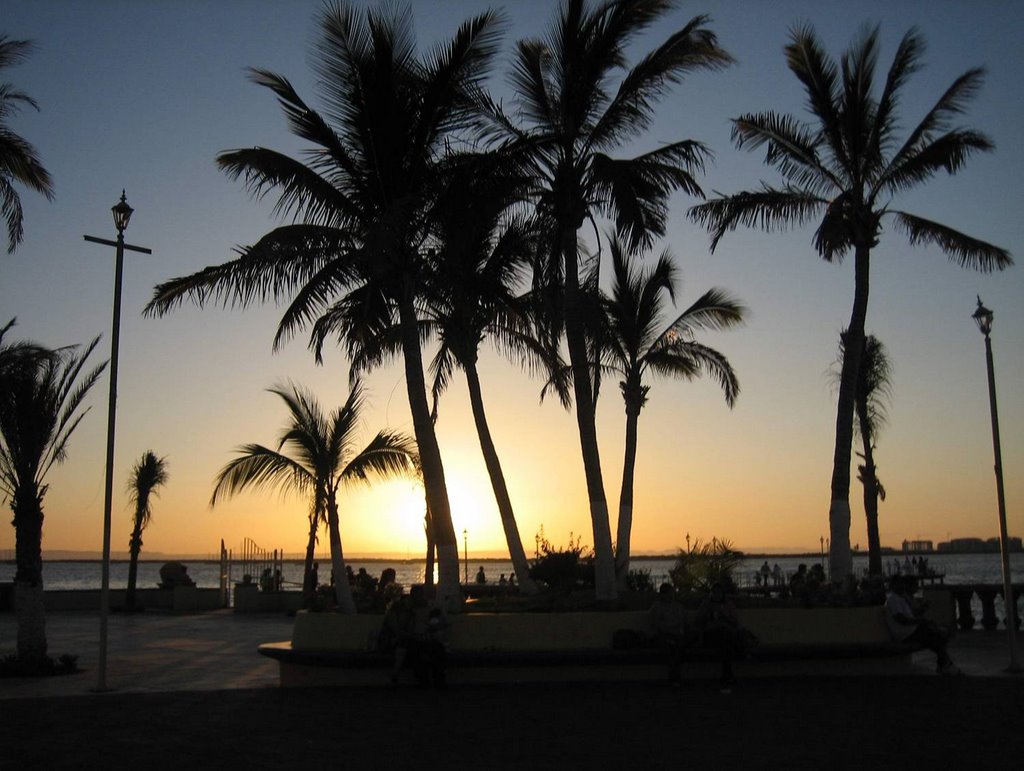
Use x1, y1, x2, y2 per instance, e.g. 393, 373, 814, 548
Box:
971, 296, 1021, 672
84, 191, 152, 691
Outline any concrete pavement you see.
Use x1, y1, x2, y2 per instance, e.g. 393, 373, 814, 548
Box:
1, 609, 1021, 699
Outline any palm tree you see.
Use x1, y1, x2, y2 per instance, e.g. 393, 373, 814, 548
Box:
145, 2, 503, 605
0, 318, 49, 375
486, 0, 733, 599
0, 36, 54, 253
835, 332, 892, 577
601, 235, 744, 585
125, 451, 169, 610
0, 334, 105, 662
690, 24, 1011, 579
313, 160, 545, 594
420, 167, 542, 594
210, 381, 417, 614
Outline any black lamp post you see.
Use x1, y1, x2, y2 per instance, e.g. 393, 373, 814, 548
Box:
84, 192, 152, 691
971, 296, 1020, 672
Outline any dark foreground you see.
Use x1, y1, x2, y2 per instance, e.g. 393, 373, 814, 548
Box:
5, 676, 1023, 770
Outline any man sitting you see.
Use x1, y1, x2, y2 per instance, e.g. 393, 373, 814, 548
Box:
885, 574, 959, 675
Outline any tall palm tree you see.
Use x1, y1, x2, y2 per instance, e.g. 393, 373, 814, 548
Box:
145, 2, 502, 605
313, 160, 545, 594
835, 332, 892, 577
690, 24, 1011, 580
0, 36, 54, 253
125, 451, 169, 610
486, 0, 733, 599
600, 236, 744, 585
210, 381, 417, 614
0, 335, 105, 662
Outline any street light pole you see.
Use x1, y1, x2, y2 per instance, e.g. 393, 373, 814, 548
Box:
972, 296, 1021, 673
84, 191, 152, 692
463, 529, 468, 585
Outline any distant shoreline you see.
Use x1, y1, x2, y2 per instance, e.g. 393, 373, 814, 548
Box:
10, 549, 1016, 565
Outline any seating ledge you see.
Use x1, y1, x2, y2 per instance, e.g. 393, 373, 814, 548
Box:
258, 640, 920, 669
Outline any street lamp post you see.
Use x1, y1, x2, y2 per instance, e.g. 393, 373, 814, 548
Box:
971, 296, 1021, 672
463, 529, 468, 585
84, 191, 152, 692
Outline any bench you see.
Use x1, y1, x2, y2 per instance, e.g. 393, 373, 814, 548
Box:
258, 606, 920, 687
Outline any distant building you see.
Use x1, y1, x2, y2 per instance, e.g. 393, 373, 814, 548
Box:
902, 540, 933, 553
933, 536, 1019, 552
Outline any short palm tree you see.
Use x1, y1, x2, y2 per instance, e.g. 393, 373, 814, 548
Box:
125, 451, 169, 610
146, 2, 501, 604
0, 334, 105, 662
210, 381, 417, 614
485, 0, 733, 599
690, 24, 1011, 579
835, 332, 892, 577
0, 36, 54, 253
601, 236, 744, 585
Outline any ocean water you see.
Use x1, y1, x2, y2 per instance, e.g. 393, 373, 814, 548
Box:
4, 552, 1021, 592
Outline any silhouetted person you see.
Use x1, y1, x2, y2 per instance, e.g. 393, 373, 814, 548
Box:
475, 565, 486, 584
886, 575, 959, 675
310, 562, 319, 591
649, 583, 692, 684
695, 582, 746, 691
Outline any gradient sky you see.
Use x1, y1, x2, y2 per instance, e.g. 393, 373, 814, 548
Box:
1, 0, 1021, 561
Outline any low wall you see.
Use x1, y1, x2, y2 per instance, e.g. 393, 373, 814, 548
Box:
233, 585, 303, 614
288, 605, 894, 653
29, 586, 223, 612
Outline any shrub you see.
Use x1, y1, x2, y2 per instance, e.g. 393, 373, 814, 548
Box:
529, 530, 594, 590
669, 537, 743, 593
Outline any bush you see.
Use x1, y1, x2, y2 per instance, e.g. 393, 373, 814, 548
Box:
669, 537, 743, 593
0, 653, 79, 678
626, 568, 655, 593
529, 530, 594, 590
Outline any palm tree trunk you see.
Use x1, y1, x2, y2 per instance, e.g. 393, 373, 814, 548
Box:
424, 503, 435, 588
126, 526, 142, 610
398, 289, 460, 607
560, 225, 616, 601
829, 246, 870, 580
615, 402, 641, 588
326, 496, 357, 614
857, 403, 883, 576
12, 487, 47, 661
301, 512, 318, 608
463, 360, 539, 594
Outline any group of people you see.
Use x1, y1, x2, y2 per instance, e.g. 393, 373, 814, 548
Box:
649, 582, 757, 692
474, 565, 517, 587
649, 571, 960, 689
378, 584, 448, 688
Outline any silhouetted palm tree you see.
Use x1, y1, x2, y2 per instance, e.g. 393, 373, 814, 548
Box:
210, 381, 417, 613
125, 451, 168, 610
0, 36, 54, 253
145, 2, 502, 604
690, 24, 1011, 579
485, 0, 732, 598
600, 236, 744, 585
835, 332, 892, 577
0, 334, 105, 662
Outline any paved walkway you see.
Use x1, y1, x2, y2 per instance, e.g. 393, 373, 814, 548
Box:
3, 611, 1024, 768
1, 609, 1021, 699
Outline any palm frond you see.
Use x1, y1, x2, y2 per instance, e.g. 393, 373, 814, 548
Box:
591, 140, 711, 249
210, 444, 313, 507
689, 185, 827, 252
890, 211, 1012, 272
144, 225, 350, 318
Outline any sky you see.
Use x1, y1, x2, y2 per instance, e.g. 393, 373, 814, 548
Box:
1, 0, 1022, 562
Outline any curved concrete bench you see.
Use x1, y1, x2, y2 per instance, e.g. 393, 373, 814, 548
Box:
259, 606, 921, 687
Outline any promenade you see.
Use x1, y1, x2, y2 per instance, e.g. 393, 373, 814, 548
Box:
2, 611, 1023, 768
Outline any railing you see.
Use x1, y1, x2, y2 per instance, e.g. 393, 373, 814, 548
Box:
943, 584, 1023, 631
236, 538, 284, 593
